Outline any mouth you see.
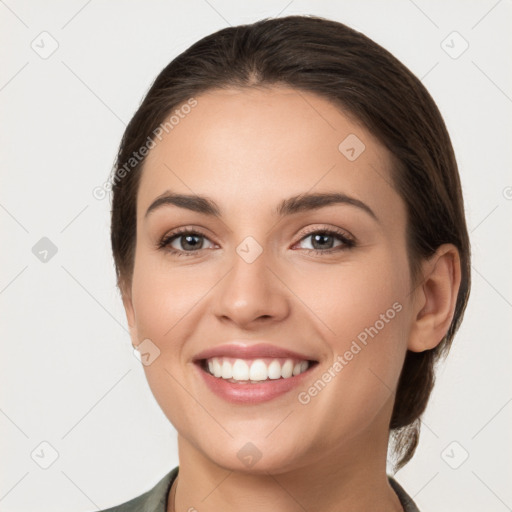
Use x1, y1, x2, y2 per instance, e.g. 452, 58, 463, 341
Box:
192, 343, 319, 404
198, 357, 316, 384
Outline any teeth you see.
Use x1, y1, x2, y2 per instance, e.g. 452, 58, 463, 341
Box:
268, 360, 282, 380
221, 359, 233, 379
205, 357, 311, 382
249, 359, 267, 381
212, 358, 222, 378
281, 360, 293, 378
292, 361, 308, 376
232, 359, 249, 380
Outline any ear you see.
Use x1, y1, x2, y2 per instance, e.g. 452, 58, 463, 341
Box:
408, 244, 462, 352
120, 282, 139, 348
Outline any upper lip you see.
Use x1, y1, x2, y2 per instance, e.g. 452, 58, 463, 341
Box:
193, 343, 317, 362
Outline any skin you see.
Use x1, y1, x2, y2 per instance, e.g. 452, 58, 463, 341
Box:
121, 86, 461, 512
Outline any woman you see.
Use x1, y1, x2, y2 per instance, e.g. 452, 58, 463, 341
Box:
101, 14, 470, 512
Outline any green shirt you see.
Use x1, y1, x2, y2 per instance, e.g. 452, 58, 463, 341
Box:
98, 466, 420, 512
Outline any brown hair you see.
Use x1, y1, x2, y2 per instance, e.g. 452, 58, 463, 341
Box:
109, 14, 471, 470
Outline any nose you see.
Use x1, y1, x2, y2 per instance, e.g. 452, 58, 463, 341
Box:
211, 241, 291, 329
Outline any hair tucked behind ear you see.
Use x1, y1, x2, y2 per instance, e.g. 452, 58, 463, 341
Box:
110, 14, 471, 470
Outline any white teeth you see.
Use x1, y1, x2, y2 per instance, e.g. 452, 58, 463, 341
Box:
281, 359, 294, 378
212, 358, 222, 378
221, 359, 233, 379
249, 359, 268, 381
232, 359, 250, 380
268, 360, 282, 380
205, 357, 311, 382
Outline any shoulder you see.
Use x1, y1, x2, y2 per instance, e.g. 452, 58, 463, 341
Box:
388, 476, 421, 512
96, 466, 179, 512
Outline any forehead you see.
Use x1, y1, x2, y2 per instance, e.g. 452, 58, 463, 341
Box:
137, 86, 402, 225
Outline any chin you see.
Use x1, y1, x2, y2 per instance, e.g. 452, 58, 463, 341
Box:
197, 435, 308, 475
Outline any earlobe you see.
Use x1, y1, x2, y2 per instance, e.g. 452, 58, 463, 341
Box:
407, 244, 461, 353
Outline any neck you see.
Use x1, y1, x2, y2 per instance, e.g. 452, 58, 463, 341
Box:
170, 427, 403, 512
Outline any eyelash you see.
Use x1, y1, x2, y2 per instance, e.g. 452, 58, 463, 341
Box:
157, 226, 356, 258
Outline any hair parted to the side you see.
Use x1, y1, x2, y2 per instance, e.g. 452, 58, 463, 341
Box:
109, 14, 471, 470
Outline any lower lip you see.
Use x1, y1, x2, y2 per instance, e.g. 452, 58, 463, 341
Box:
195, 363, 315, 404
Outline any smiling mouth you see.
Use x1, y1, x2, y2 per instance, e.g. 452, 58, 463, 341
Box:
198, 357, 318, 384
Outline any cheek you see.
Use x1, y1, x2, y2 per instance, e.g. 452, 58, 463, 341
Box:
129, 256, 209, 426
130, 252, 208, 344
292, 250, 410, 412
291, 246, 410, 344
129, 254, 220, 402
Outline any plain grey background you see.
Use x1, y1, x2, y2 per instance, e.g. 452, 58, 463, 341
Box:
1, 1, 511, 511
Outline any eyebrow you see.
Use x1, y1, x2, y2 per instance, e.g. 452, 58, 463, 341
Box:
145, 191, 378, 221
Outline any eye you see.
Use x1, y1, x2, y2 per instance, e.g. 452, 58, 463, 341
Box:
158, 228, 215, 257
294, 227, 355, 254
157, 226, 356, 257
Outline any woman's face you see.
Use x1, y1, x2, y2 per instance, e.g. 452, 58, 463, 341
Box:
124, 86, 416, 473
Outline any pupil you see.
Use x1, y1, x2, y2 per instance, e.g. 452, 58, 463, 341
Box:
183, 234, 201, 250
313, 234, 332, 249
